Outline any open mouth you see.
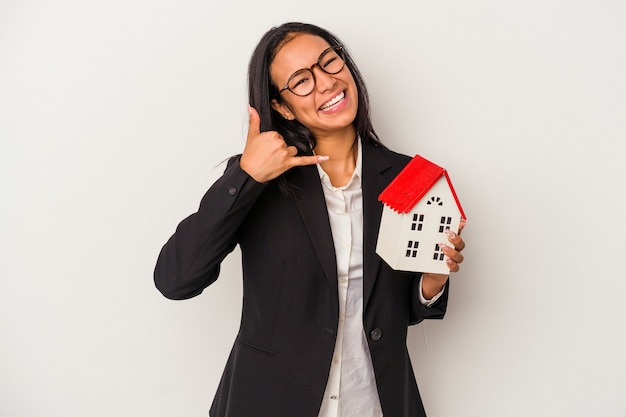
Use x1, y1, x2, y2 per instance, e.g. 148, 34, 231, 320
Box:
319, 91, 345, 111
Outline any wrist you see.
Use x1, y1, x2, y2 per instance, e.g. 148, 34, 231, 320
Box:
421, 273, 448, 300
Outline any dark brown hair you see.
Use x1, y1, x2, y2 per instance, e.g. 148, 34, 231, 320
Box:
247, 22, 383, 194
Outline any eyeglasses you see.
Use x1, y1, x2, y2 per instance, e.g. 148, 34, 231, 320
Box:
278, 46, 346, 97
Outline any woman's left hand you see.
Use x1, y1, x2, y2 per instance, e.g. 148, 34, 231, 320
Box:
421, 220, 466, 299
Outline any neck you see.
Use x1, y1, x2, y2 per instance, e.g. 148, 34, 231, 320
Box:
313, 125, 357, 160
314, 126, 358, 187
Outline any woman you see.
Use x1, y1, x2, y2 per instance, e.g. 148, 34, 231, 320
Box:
154, 22, 465, 417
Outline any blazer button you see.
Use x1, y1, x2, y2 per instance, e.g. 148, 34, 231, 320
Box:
370, 328, 383, 341
228, 186, 237, 196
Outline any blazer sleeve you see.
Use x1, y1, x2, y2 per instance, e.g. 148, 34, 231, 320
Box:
154, 156, 267, 300
409, 276, 449, 325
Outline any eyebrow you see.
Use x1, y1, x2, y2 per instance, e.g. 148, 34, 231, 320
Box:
283, 46, 334, 77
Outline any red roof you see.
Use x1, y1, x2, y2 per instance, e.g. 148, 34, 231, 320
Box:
378, 155, 466, 219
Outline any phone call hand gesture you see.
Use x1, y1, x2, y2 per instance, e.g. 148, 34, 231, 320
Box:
239, 106, 328, 183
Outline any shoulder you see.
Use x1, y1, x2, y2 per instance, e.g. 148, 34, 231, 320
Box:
362, 137, 412, 173
380, 146, 412, 165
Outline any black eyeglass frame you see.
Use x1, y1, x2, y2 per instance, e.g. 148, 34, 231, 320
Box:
277, 46, 346, 97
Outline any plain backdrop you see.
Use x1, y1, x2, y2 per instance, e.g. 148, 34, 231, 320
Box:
1, 1, 625, 416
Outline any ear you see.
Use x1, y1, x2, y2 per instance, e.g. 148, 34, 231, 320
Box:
271, 99, 294, 121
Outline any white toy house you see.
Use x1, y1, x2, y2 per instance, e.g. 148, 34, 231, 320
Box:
376, 155, 466, 275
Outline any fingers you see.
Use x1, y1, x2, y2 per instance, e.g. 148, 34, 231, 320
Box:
284, 146, 327, 167
441, 229, 466, 273
458, 218, 466, 235
441, 244, 463, 272
445, 229, 465, 252
289, 154, 329, 168
243, 105, 327, 180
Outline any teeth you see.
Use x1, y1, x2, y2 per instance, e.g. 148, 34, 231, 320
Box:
320, 92, 345, 110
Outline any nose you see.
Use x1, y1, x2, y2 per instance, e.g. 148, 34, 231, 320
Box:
312, 66, 336, 92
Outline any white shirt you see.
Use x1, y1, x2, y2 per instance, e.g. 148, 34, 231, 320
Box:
316, 140, 443, 417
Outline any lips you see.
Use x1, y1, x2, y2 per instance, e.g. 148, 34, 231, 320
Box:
319, 91, 345, 111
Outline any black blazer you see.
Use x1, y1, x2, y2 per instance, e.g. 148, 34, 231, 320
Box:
154, 140, 448, 417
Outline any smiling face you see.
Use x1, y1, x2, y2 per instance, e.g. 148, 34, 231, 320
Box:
270, 33, 359, 140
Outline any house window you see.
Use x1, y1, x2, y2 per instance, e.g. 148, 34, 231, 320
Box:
406, 241, 419, 258
438, 216, 452, 233
427, 196, 443, 206
411, 213, 424, 231
433, 244, 445, 261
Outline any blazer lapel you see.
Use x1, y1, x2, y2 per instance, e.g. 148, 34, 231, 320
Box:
362, 142, 395, 310
290, 165, 339, 296
288, 143, 399, 311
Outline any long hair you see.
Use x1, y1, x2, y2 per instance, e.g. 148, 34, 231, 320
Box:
247, 22, 383, 195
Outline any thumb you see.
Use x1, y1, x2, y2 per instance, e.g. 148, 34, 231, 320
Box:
247, 105, 261, 137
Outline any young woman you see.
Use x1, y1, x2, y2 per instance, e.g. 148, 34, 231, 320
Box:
154, 22, 465, 417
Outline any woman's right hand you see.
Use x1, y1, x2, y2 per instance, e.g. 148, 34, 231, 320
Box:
239, 106, 327, 183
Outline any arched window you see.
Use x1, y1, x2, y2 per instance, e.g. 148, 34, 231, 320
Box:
427, 196, 443, 206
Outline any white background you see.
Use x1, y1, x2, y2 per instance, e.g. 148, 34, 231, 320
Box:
2, 1, 625, 416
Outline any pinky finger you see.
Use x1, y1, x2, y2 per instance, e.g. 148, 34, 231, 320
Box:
291, 155, 329, 167
446, 257, 460, 273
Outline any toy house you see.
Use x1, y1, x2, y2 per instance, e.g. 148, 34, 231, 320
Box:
376, 155, 466, 275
